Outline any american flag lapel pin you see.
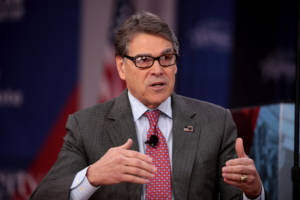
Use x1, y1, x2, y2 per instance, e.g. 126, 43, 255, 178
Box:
184, 125, 194, 133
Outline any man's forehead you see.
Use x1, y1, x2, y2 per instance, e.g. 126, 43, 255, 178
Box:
130, 48, 174, 57
127, 33, 173, 56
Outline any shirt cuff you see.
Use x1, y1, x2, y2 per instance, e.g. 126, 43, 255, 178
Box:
70, 166, 99, 200
243, 185, 265, 200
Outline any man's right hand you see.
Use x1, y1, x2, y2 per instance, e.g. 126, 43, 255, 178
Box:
86, 138, 156, 186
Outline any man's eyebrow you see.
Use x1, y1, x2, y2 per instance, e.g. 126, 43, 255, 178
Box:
160, 48, 174, 55
134, 53, 152, 57
133, 48, 174, 57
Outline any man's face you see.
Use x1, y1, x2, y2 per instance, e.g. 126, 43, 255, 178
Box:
116, 33, 177, 109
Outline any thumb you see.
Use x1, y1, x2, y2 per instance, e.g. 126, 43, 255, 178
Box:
235, 138, 247, 158
119, 138, 133, 150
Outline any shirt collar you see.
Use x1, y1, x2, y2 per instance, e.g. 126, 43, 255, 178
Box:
128, 91, 172, 121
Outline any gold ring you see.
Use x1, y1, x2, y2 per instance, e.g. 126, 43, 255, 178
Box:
240, 174, 247, 182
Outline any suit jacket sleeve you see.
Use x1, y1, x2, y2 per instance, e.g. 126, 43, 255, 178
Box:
218, 109, 242, 199
30, 114, 90, 200
30, 92, 140, 200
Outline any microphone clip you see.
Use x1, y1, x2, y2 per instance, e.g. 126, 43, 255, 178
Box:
145, 134, 159, 147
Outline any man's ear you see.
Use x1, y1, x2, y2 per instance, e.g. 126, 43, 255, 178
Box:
116, 56, 126, 80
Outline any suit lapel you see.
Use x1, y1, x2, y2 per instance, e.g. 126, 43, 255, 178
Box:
105, 90, 139, 150
104, 91, 201, 199
104, 90, 142, 199
171, 94, 201, 200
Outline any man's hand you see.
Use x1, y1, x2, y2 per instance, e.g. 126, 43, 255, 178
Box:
222, 138, 262, 199
86, 138, 156, 186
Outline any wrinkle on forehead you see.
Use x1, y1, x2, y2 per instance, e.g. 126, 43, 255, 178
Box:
127, 33, 173, 56
130, 48, 174, 57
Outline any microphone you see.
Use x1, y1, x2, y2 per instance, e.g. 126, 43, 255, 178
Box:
145, 135, 159, 147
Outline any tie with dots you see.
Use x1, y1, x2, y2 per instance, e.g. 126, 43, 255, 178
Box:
145, 110, 172, 200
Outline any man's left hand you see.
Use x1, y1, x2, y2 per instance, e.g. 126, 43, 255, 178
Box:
222, 138, 262, 199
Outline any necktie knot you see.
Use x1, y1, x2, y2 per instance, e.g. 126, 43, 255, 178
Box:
145, 110, 161, 128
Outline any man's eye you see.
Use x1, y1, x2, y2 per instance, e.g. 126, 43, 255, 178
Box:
161, 54, 174, 61
136, 56, 152, 63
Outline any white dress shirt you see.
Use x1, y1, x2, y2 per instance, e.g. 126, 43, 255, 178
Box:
70, 91, 264, 200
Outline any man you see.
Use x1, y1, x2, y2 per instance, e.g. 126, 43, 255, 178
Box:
30, 12, 264, 200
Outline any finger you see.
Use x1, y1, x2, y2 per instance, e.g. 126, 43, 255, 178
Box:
122, 149, 153, 164
115, 139, 152, 163
235, 138, 246, 158
124, 165, 155, 180
222, 165, 250, 174
225, 157, 253, 166
222, 172, 249, 182
120, 174, 151, 184
118, 138, 133, 150
124, 157, 156, 173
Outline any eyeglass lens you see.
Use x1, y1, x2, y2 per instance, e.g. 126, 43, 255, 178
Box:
135, 54, 176, 68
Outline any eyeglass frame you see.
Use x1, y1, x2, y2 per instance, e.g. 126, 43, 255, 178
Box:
123, 53, 178, 69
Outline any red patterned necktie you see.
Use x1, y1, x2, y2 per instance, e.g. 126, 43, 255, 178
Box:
145, 110, 172, 200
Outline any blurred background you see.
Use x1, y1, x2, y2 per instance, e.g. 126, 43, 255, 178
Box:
0, 0, 297, 199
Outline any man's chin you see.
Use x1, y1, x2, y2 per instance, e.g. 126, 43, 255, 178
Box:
145, 96, 169, 109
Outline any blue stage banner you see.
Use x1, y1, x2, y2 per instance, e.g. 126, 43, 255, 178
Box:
176, 0, 234, 107
0, 1, 80, 199
176, 1, 296, 108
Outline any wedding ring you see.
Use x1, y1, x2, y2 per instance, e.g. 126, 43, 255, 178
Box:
240, 174, 247, 182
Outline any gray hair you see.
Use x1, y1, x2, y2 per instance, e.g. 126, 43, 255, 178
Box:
114, 12, 179, 57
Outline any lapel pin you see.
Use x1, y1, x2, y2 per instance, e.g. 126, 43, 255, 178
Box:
184, 125, 194, 133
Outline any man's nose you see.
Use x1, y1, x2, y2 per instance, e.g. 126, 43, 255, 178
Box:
150, 60, 164, 75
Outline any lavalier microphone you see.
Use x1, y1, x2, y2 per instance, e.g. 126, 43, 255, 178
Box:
145, 135, 159, 147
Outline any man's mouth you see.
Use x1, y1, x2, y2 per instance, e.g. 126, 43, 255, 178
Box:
150, 82, 165, 87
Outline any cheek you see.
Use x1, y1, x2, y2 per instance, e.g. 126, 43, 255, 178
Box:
126, 70, 147, 90
168, 70, 177, 84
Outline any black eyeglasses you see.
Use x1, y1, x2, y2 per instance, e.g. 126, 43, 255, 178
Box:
124, 53, 178, 69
